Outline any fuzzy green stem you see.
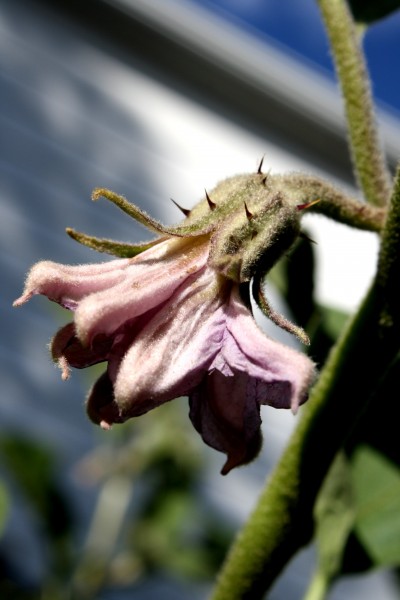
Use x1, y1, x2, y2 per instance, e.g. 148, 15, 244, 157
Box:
317, 0, 392, 206
210, 169, 400, 600
377, 166, 400, 289
302, 571, 330, 600
276, 173, 386, 232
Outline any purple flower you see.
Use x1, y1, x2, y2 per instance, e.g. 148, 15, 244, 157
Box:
14, 233, 315, 474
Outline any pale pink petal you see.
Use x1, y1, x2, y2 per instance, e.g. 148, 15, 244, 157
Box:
224, 288, 316, 412
113, 268, 227, 416
74, 238, 210, 344
13, 258, 132, 308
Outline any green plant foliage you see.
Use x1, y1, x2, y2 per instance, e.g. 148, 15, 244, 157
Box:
349, 0, 400, 24
352, 445, 400, 566
0, 480, 9, 537
313, 453, 355, 584
0, 436, 73, 579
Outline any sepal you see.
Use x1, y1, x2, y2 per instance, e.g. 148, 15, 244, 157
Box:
253, 272, 310, 346
66, 227, 165, 257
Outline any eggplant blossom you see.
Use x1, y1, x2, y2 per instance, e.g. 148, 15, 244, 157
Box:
14, 167, 316, 474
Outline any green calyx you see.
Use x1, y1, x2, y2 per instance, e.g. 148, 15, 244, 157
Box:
68, 170, 386, 268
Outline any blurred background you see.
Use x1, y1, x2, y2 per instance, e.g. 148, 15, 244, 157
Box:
1, 0, 400, 598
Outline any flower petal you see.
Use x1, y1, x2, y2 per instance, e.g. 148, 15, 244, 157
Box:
86, 371, 123, 429
189, 369, 263, 475
51, 322, 112, 379
74, 237, 210, 345
224, 288, 316, 412
112, 269, 228, 416
13, 258, 132, 309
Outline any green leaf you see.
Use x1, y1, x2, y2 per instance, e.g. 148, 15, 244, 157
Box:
0, 437, 72, 541
352, 445, 400, 566
314, 452, 356, 580
304, 453, 355, 600
0, 481, 9, 537
348, 0, 400, 24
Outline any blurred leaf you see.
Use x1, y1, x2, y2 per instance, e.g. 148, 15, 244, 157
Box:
314, 452, 355, 581
348, 0, 400, 23
0, 437, 71, 537
352, 445, 400, 566
132, 491, 230, 580
317, 305, 349, 341
340, 531, 373, 574
0, 481, 10, 537
0, 436, 73, 578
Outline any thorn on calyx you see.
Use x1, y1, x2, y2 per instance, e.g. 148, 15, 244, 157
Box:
244, 202, 254, 221
297, 198, 320, 211
261, 170, 272, 186
205, 189, 216, 211
257, 156, 265, 174
170, 198, 191, 216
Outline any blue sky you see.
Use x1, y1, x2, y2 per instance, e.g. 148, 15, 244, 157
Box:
188, 0, 400, 116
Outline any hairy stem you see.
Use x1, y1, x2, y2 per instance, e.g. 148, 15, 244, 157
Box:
317, 0, 392, 206
276, 173, 386, 231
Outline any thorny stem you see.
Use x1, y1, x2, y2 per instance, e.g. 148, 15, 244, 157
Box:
317, 0, 392, 206
209, 170, 400, 600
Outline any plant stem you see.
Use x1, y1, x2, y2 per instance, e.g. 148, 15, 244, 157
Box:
276, 172, 386, 232
303, 570, 329, 600
317, 0, 392, 206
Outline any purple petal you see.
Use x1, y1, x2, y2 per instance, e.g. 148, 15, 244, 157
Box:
86, 371, 123, 429
189, 369, 263, 475
51, 322, 112, 379
224, 288, 316, 412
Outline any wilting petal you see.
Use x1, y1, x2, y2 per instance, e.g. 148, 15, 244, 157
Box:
86, 371, 123, 429
74, 237, 210, 344
189, 369, 263, 475
13, 258, 132, 309
112, 268, 227, 417
51, 322, 112, 379
224, 288, 315, 412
